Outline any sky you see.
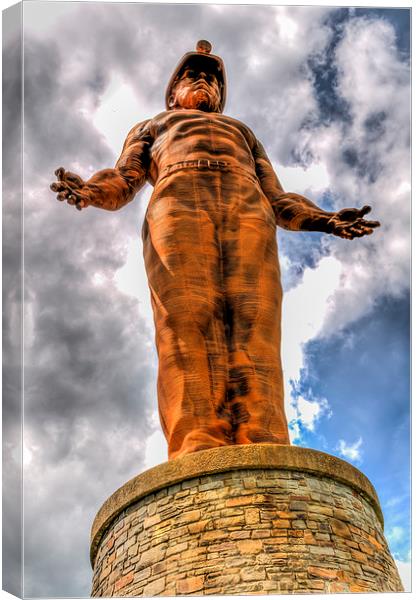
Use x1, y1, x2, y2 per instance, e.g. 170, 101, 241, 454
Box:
2, 1, 411, 597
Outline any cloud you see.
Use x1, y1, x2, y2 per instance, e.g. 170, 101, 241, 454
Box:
386, 525, 406, 545
143, 425, 169, 471
336, 437, 363, 463
304, 15, 410, 334
289, 394, 332, 444
395, 560, 411, 592
281, 256, 341, 439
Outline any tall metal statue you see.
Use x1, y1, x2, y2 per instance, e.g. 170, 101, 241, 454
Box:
51, 41, 379, 460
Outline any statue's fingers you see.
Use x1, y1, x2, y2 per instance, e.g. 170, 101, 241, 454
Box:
51, 180, 72, 193
74, 196, 87, 210
64, 171, 84, 189
353, 218, 381, 229
360, 226, 378, 236
334, 225, 353, 239
340, 231, 353, 239
68, 190, 87, 208
67, 194, 77, 206
365, 219, 380, 228
358, 205, 372, 217
349, 228, 367, 237
56, 191, 68, 201
54, 167, 66, 180
50, 182, 63, 192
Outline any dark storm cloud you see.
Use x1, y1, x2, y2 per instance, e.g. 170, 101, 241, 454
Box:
23, 36, 113, 176
2, 37, 22, 184
2, 5, 23, 595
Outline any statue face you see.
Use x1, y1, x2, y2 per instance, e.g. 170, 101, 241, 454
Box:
170, 67, 222, 112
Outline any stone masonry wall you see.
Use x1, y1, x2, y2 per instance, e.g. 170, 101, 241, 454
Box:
91, 466, 403, 596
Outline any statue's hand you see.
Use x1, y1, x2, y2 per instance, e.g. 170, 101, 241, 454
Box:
50, 167, 90, 211
327, 205, 380, 239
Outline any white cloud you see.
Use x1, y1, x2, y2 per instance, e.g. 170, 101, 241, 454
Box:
143, 424, 169, 470
385, 494, 408, 509
336, 17, 409, 125
278, 160, 330, 196
336, 437, 363, 463
92, 75, 143, 153
113, 222, 155, 328
387, 525, 406, 545
290, 395, 332, 441
282, 256, 341, 438
395, 560, 411, 592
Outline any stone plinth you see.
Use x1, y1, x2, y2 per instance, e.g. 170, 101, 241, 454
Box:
90, 445, 403, 596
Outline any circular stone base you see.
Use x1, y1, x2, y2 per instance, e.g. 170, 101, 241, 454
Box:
90, 445, 403, 596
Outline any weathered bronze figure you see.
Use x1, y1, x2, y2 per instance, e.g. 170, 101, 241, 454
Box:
51, 41, 379, 460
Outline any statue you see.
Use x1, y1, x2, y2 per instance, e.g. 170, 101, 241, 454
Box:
51, 41, 379, 460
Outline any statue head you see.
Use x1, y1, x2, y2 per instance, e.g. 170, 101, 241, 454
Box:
165, 40, 227, 113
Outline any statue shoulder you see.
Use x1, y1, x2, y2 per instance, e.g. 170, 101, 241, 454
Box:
220, 114, 258, 148
127, 118, 153, 139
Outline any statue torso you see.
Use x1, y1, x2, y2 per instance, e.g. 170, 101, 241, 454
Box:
147, 110, 257, 184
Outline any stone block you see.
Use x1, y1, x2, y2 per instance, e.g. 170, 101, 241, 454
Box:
176, 576, 205, 594
272, 519, 290, 529
245, 508, 260, 525
144, 514, 161, 529
143, 577, 166, 596
289, 501, 308, 512
307, 566, 338, 580
303, 531, 316, 544
230, 530, 251, 539
309, 580, 325, 590
237, 539, 263, 554
133, 566, 152, 583
241, 567, 266, 582
165, 541, 188, 557
177, 509, 201, 524
351, 549, 370, 564
188, 519, 209, 534
114, 572, 134, 592
200, 530, 228, 544
328, 581, 350, 593
309, 505, 334, 517
225, 494, 263, 508
292, 519, 307, 529
310, 546, 335, 556
205, 574, 240, 588
138, 545, 166, 567
215, 515, 246, 528
330, 518, 352, 539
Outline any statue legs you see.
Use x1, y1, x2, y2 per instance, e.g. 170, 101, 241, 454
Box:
142, 168, 289, 459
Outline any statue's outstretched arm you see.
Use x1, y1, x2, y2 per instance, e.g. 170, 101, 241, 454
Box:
51, 120, 153, 211
252, 139, 380, 239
